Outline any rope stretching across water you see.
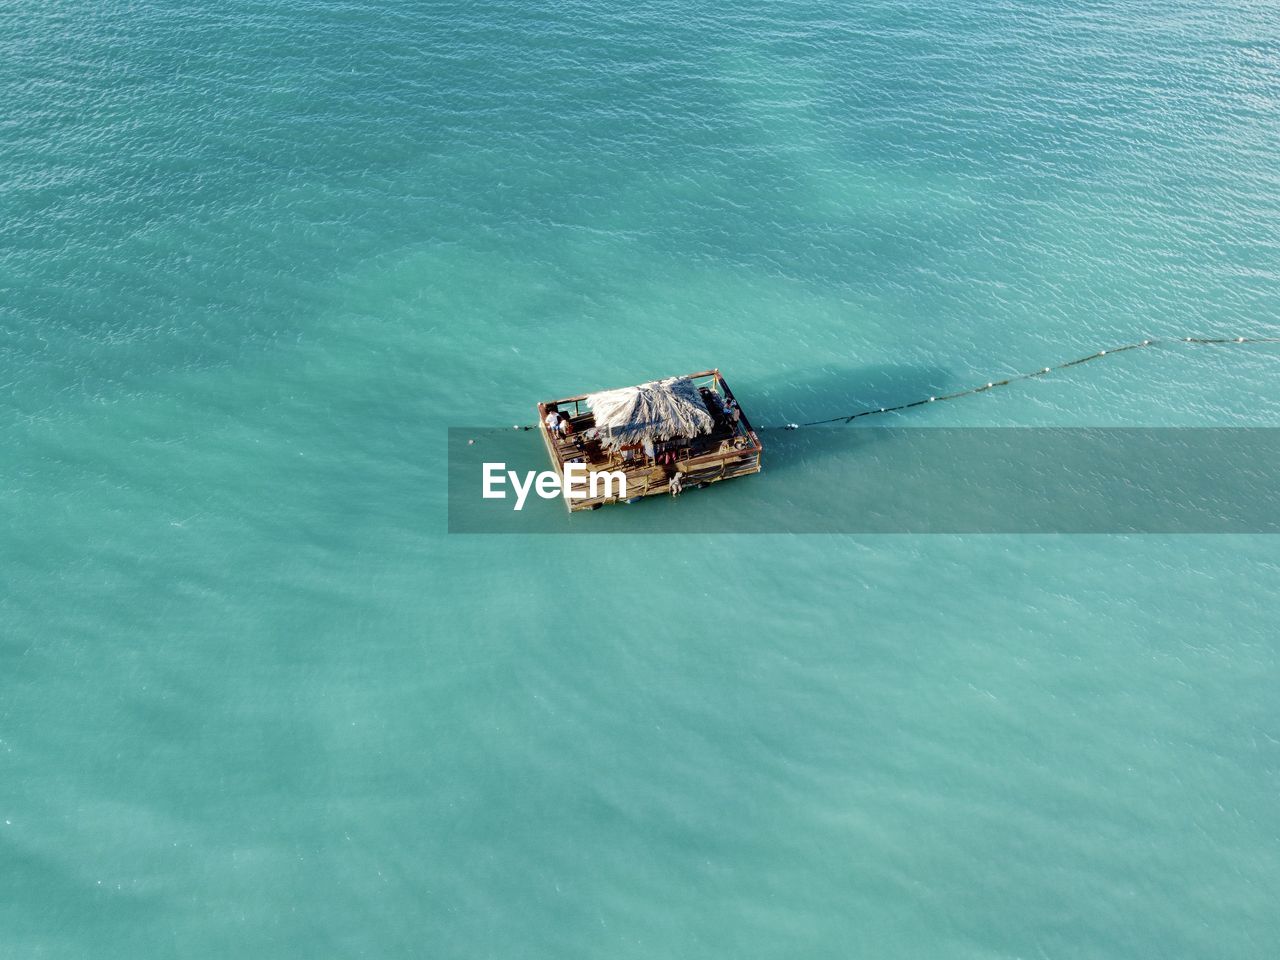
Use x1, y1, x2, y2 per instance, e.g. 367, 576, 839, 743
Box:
779, 336, 1280, 429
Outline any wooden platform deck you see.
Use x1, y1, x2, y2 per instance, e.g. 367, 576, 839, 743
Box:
537, 370, 763, 511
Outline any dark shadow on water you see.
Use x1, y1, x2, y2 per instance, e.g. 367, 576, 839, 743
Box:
744, 363, 953, 476
749, 363, 954, 426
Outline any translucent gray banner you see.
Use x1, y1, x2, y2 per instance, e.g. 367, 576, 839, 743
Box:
447, 428, 1280, 533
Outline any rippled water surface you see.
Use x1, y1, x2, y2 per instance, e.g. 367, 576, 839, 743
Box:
3, 1, 1279, 956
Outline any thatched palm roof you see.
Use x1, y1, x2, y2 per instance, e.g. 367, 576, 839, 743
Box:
586, 377, 715, 451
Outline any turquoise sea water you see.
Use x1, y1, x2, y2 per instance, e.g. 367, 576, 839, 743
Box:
4, 0, 1280, 955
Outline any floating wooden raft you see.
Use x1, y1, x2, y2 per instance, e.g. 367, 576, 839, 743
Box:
537, 369, 764, 511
